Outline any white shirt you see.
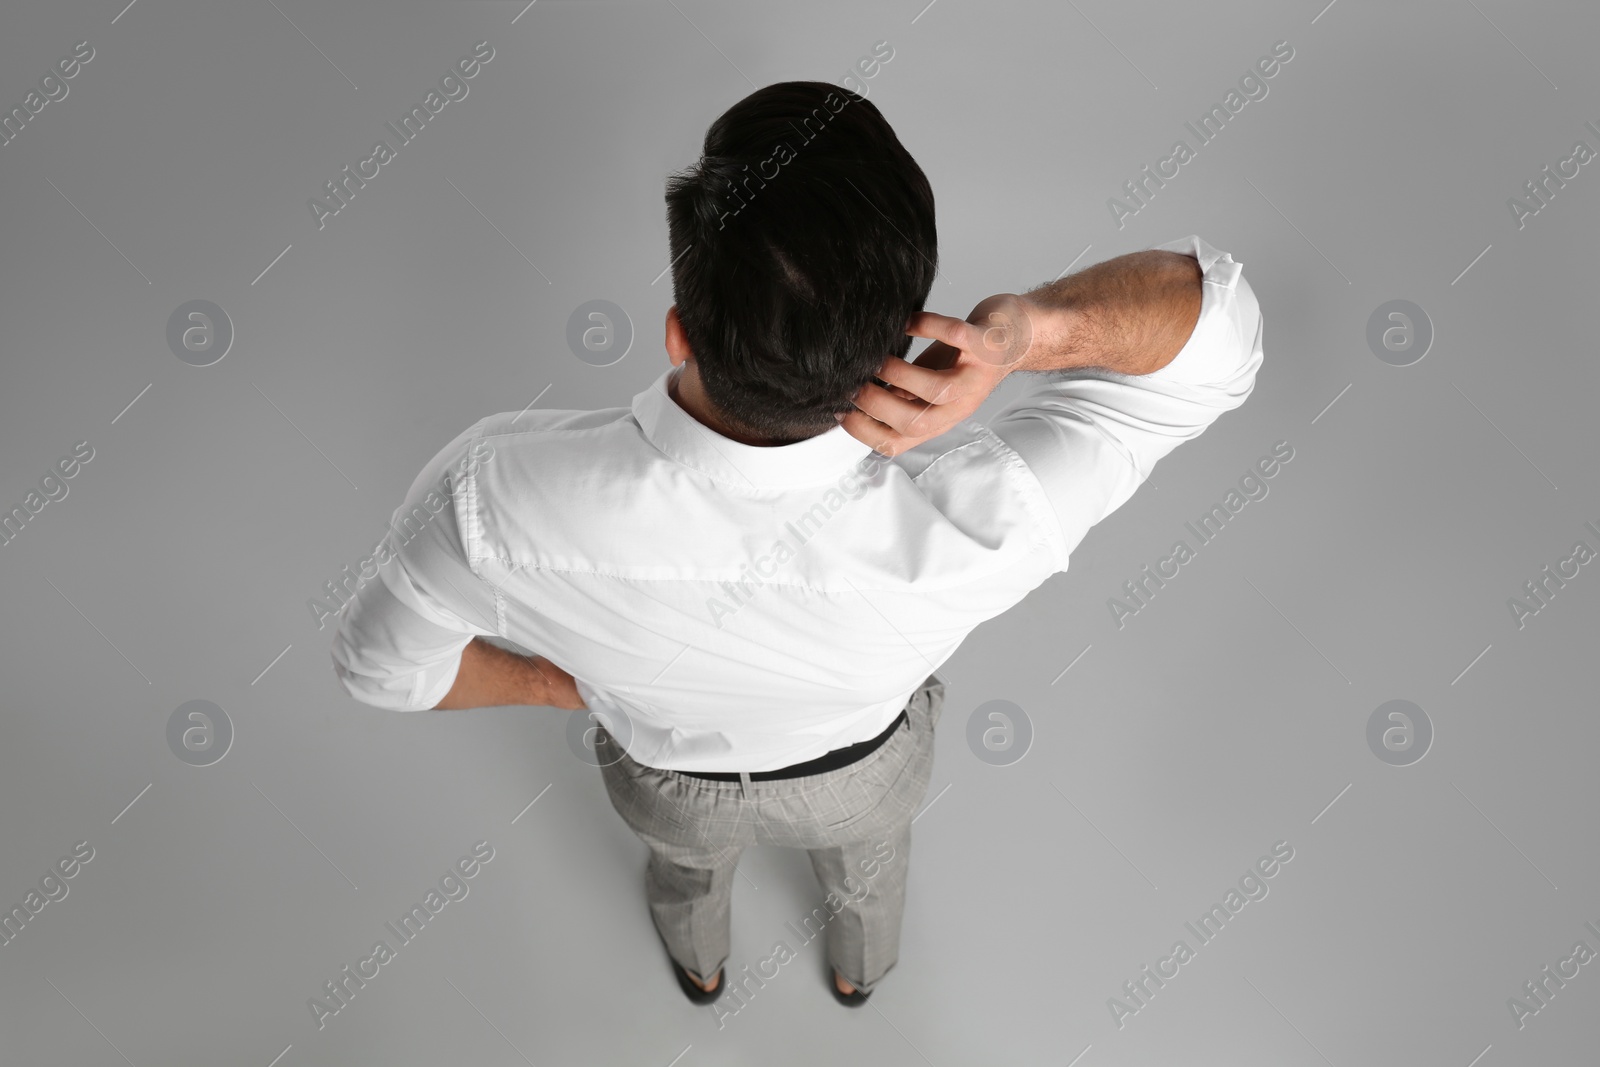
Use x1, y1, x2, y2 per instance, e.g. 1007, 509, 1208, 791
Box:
330, 234, 1263, 771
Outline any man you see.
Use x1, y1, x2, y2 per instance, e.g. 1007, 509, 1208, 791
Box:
330, 80, 1263, 1008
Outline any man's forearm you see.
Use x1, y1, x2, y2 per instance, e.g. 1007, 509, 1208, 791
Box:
1014, 250, 1203, 376
432, 637, 549, 710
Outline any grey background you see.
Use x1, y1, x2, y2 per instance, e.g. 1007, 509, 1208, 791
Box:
1, 0, 1596, 1064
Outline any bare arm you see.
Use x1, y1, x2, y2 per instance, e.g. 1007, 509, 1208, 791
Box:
431, 637, 585, 710
1014, 249, 1203, 375
840, 249, 1205, 456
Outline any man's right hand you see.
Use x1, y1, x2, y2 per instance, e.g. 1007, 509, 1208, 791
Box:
839, 293, 1038, 458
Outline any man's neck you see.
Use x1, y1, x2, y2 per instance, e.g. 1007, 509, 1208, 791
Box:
669, 364, 790, 447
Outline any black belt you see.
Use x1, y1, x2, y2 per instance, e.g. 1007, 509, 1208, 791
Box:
676, 708, 909, 782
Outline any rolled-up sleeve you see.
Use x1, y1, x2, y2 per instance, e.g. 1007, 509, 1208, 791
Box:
987, 234, 1264, 570
330, 422, 501, 710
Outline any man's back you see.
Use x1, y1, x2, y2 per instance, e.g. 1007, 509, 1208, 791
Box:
331, 234, 1262, 771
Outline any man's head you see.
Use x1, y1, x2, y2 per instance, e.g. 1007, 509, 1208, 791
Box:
665, 80, 937, 445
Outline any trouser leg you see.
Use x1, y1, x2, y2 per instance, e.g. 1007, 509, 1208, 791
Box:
801, 674, 942, 994
806, 821, 913, 994
639, 830, 744, 983
595, 727, 748, 984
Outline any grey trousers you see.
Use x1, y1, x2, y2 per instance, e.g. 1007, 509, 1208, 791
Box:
595, 673, 944, 995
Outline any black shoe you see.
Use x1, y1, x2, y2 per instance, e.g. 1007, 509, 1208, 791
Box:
671, 959, 724, 1005
830, 969, 871, 1007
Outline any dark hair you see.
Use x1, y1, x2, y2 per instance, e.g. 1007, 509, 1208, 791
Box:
665, 81, 937, 444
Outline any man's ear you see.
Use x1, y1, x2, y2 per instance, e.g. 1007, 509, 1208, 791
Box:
665, 306, 691, 367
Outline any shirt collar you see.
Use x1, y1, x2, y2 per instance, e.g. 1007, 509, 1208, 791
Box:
631, 365, 876, 490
